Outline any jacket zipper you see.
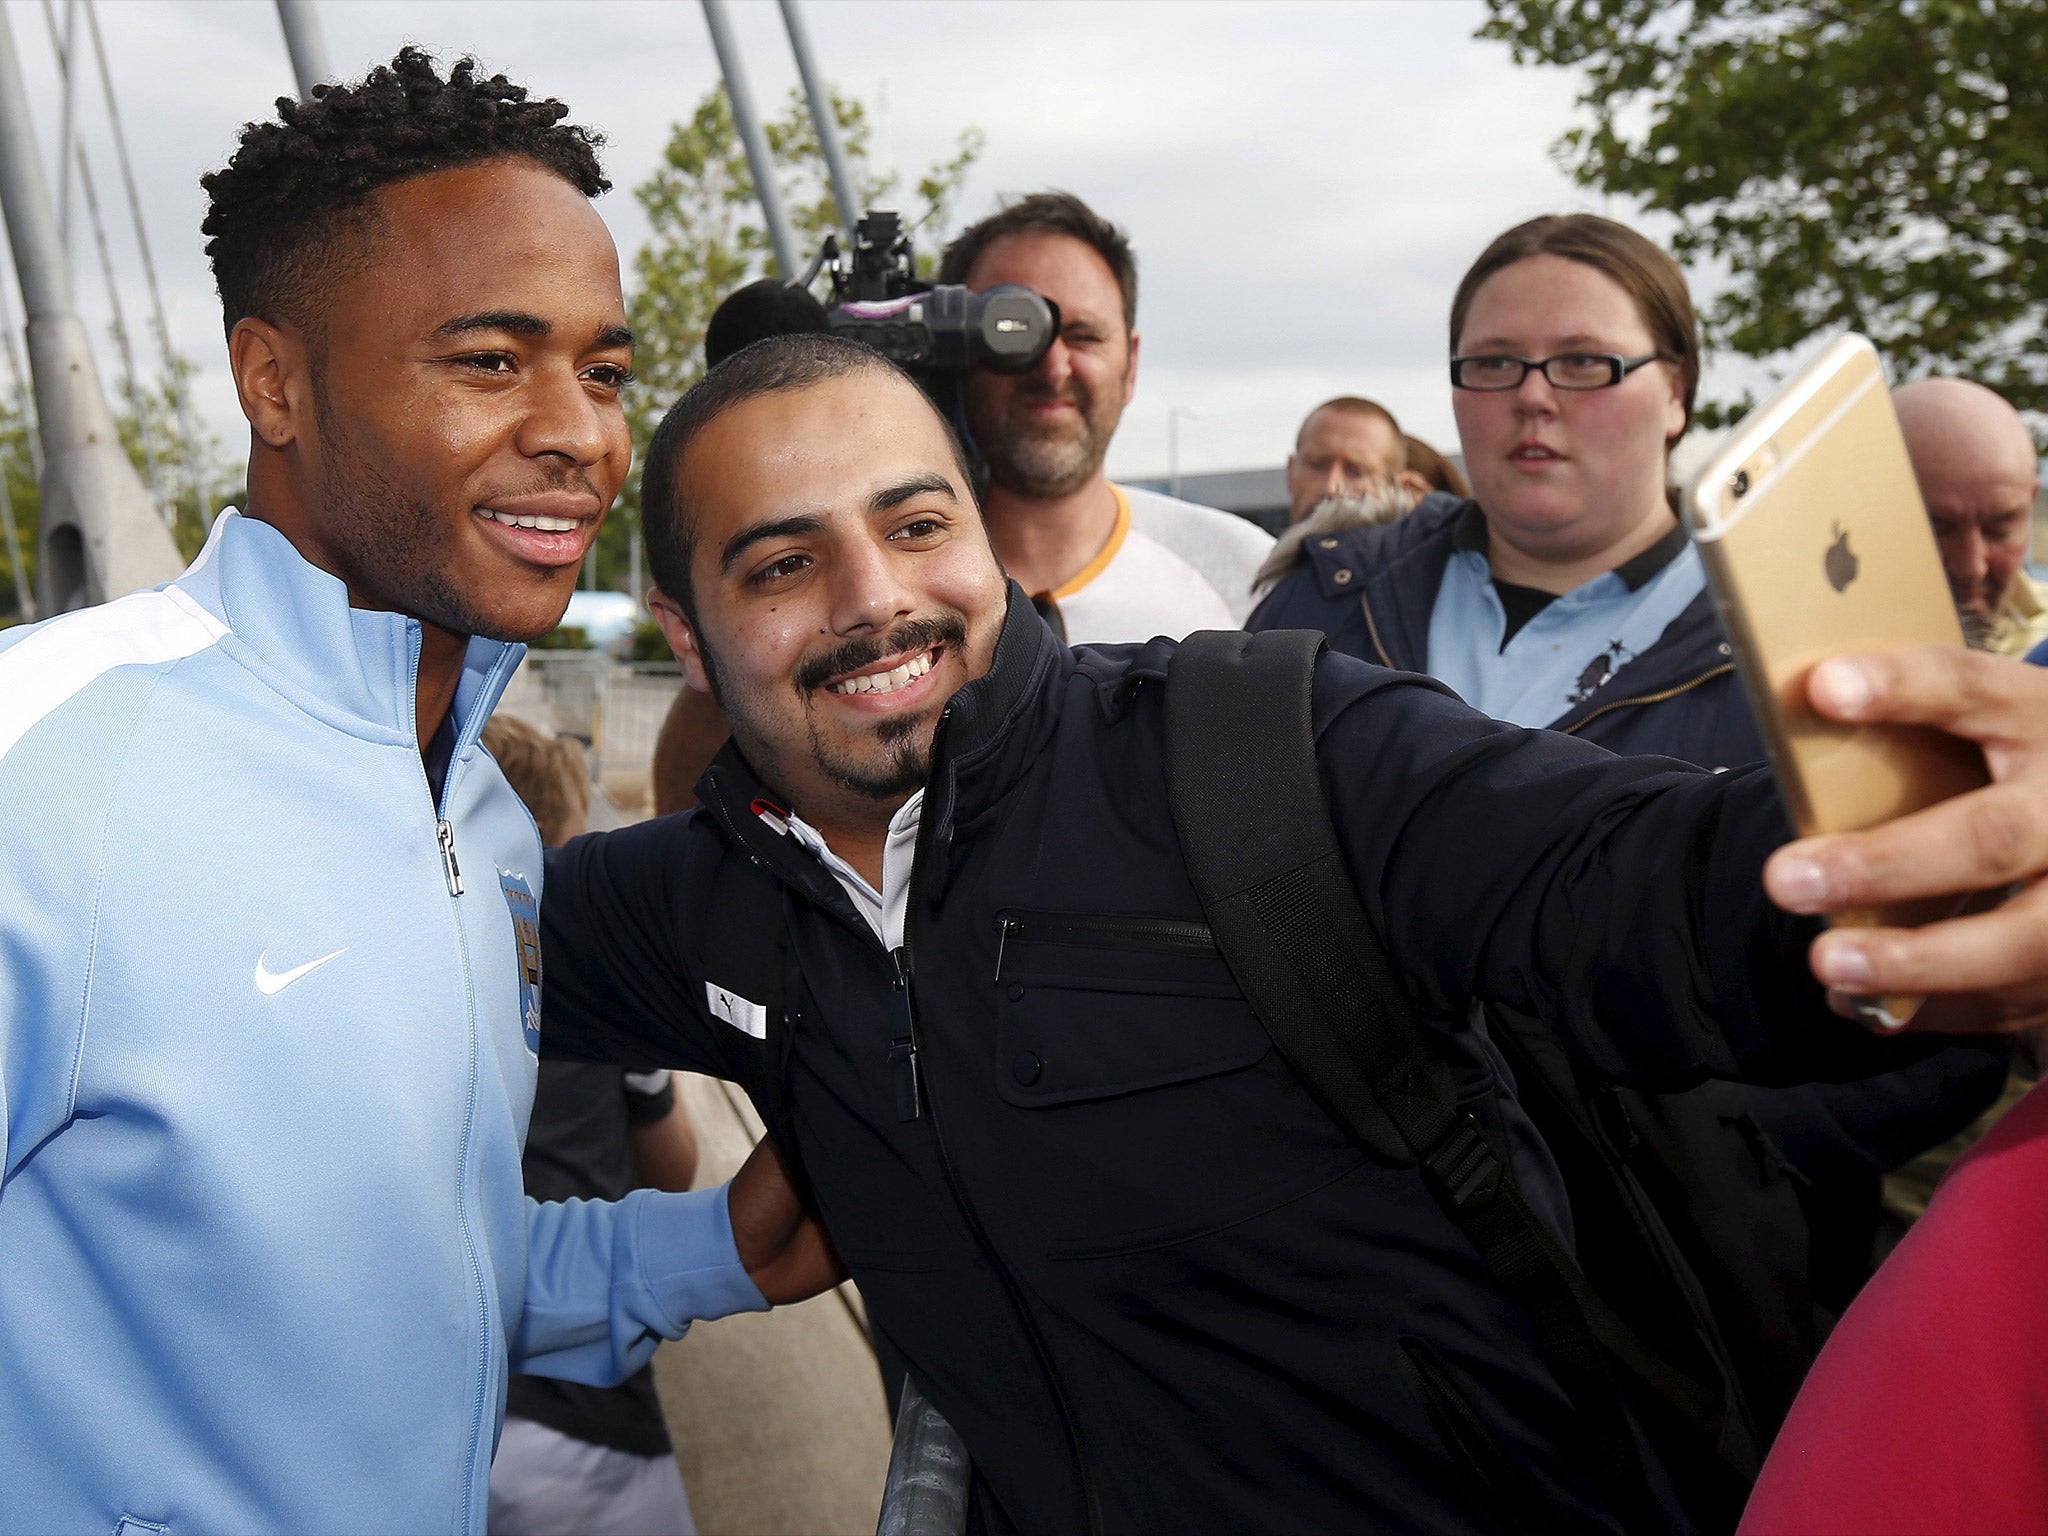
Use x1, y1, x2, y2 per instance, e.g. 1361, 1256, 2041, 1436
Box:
1358, 591, 1397, 669
994, 909, 1216, 983
438, 818, 464, 896
1559, 664, 1733, 736
1360, 585, 1731, 740
897, 709, 1106, 1536
406, 628, 506, 1536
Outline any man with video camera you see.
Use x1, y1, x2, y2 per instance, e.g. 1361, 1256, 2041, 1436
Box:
936, 192, 1272, 643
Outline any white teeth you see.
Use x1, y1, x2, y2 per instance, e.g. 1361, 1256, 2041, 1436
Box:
827, 651, 935, 696
483, 510, 580, 532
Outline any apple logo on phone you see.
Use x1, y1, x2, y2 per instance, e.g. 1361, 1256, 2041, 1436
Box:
1825, 522, 1860, 593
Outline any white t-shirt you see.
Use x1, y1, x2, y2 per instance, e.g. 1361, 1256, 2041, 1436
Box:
1048, 485, 1275, 645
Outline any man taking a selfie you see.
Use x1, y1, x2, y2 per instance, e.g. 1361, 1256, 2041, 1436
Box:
542, 331, 2048, 1535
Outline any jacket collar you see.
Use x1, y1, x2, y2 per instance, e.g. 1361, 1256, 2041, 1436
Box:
171, 510, 524, 757
1329, 495, 1467, 671
1330, 497, 1722, 699
918, 581, 1065, 847
1545, 586, 1733, 733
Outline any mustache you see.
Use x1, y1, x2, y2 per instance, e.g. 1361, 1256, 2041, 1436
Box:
1010, 377, 1091, 411
488, 466, 606, 502
795, 613, 969, 696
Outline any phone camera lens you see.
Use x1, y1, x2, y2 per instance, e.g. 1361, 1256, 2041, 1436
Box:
1731, 469, 1751, 499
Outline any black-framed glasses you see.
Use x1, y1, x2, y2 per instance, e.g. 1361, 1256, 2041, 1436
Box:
1449, 352, 1668, 392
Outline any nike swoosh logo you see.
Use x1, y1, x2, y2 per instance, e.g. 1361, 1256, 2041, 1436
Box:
254, 947, 350, 996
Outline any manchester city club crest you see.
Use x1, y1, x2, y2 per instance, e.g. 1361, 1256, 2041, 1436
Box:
500, 871, 542, 1055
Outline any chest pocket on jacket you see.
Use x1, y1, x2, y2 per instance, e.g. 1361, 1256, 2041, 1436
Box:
993, 909, 1363, 1259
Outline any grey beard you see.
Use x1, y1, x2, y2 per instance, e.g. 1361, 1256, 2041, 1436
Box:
986, 425, 1102, 499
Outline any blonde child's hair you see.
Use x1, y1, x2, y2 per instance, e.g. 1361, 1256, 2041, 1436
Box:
482, 714, 591, 848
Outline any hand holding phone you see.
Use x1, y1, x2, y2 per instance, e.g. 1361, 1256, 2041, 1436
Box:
1759, 646, 2048, 1036
1686, 334, 1990, 1026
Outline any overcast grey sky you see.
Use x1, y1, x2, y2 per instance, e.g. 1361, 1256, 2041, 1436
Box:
7, 0, 1727, 483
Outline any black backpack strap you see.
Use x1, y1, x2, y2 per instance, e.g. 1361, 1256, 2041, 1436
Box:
1162, 629, 1693, 1527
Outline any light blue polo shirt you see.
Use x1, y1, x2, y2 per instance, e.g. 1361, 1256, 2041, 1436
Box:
1426, 511, 1706, 728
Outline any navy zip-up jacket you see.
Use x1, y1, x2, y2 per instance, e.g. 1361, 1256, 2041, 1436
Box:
538, 589, 1932, 1535
1249, 494, 1756, 761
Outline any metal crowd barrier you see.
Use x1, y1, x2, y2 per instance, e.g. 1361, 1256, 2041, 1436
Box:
495, 653, 684, 815
876, 1381, 971, 1536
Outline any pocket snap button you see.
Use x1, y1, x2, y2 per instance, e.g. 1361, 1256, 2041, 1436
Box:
1012, 1051, 1044, 1086
1007, 984, 1026, 1002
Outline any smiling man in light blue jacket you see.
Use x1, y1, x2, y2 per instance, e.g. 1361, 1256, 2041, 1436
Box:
0, 50, 836, 1536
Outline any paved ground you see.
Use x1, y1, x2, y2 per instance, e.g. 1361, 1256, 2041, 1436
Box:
653, 1073, 893, 1536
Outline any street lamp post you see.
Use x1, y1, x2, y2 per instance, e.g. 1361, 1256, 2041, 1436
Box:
1167, 404, 1204, 501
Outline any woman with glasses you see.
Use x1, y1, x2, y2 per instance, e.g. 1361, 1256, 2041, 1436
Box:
1253, 213, 1743, 758
1251, 213, 2008, 1515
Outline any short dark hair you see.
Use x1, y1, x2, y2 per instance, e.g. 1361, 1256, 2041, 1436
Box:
1299, 396, 1405, 462
1450, 213, 1700, 436
201, 47, 609, 343
938, 191, 1138, 332
641, 334, 972, 624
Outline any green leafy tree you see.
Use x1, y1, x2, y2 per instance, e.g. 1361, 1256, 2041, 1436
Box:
590, 85, 983, 595
1479, 0, 2048, 423
115, 352, 242, 561
0, 402, 38, 624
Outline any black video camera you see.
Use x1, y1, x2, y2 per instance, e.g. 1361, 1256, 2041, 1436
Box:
816, 212, 1059, 377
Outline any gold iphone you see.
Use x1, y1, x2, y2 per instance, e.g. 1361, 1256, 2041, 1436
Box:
1684, 333, 1989, 1027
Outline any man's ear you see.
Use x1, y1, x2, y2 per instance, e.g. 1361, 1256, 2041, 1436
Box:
230, 317, 309, 451
647, 588, 714, 695
1122, 327, 1142, 410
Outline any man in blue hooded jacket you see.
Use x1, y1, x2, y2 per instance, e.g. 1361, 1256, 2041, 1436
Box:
0, 51, 833, 1536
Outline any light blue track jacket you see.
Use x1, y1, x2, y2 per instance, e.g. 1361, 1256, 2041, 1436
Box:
0, 512, 767, 1536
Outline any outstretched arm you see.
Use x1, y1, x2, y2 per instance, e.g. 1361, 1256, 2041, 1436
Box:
1317, 660, 1844, 1088
1322, 646, 2048, 1085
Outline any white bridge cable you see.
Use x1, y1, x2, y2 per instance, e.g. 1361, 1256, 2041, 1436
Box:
81, 0, 209, 527
51, 0, 71, 249
37, 0, 166, 524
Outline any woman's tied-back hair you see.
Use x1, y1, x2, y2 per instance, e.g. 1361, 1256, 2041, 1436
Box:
200, 46, 609, 343
1449, 213, 1701, 438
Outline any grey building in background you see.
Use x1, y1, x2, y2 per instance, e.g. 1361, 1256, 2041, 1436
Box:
1125, 467, 1291, 533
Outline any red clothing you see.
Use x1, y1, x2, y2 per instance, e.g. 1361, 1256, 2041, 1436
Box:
1742, 1077, 2048, 1535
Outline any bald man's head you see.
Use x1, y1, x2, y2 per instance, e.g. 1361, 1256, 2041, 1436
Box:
1895, 378, 2042, 622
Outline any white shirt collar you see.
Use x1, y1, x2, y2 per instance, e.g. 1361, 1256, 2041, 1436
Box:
782, 791, 924, 950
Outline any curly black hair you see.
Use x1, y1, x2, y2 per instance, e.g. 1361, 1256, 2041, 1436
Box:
200, 47, 609, 342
